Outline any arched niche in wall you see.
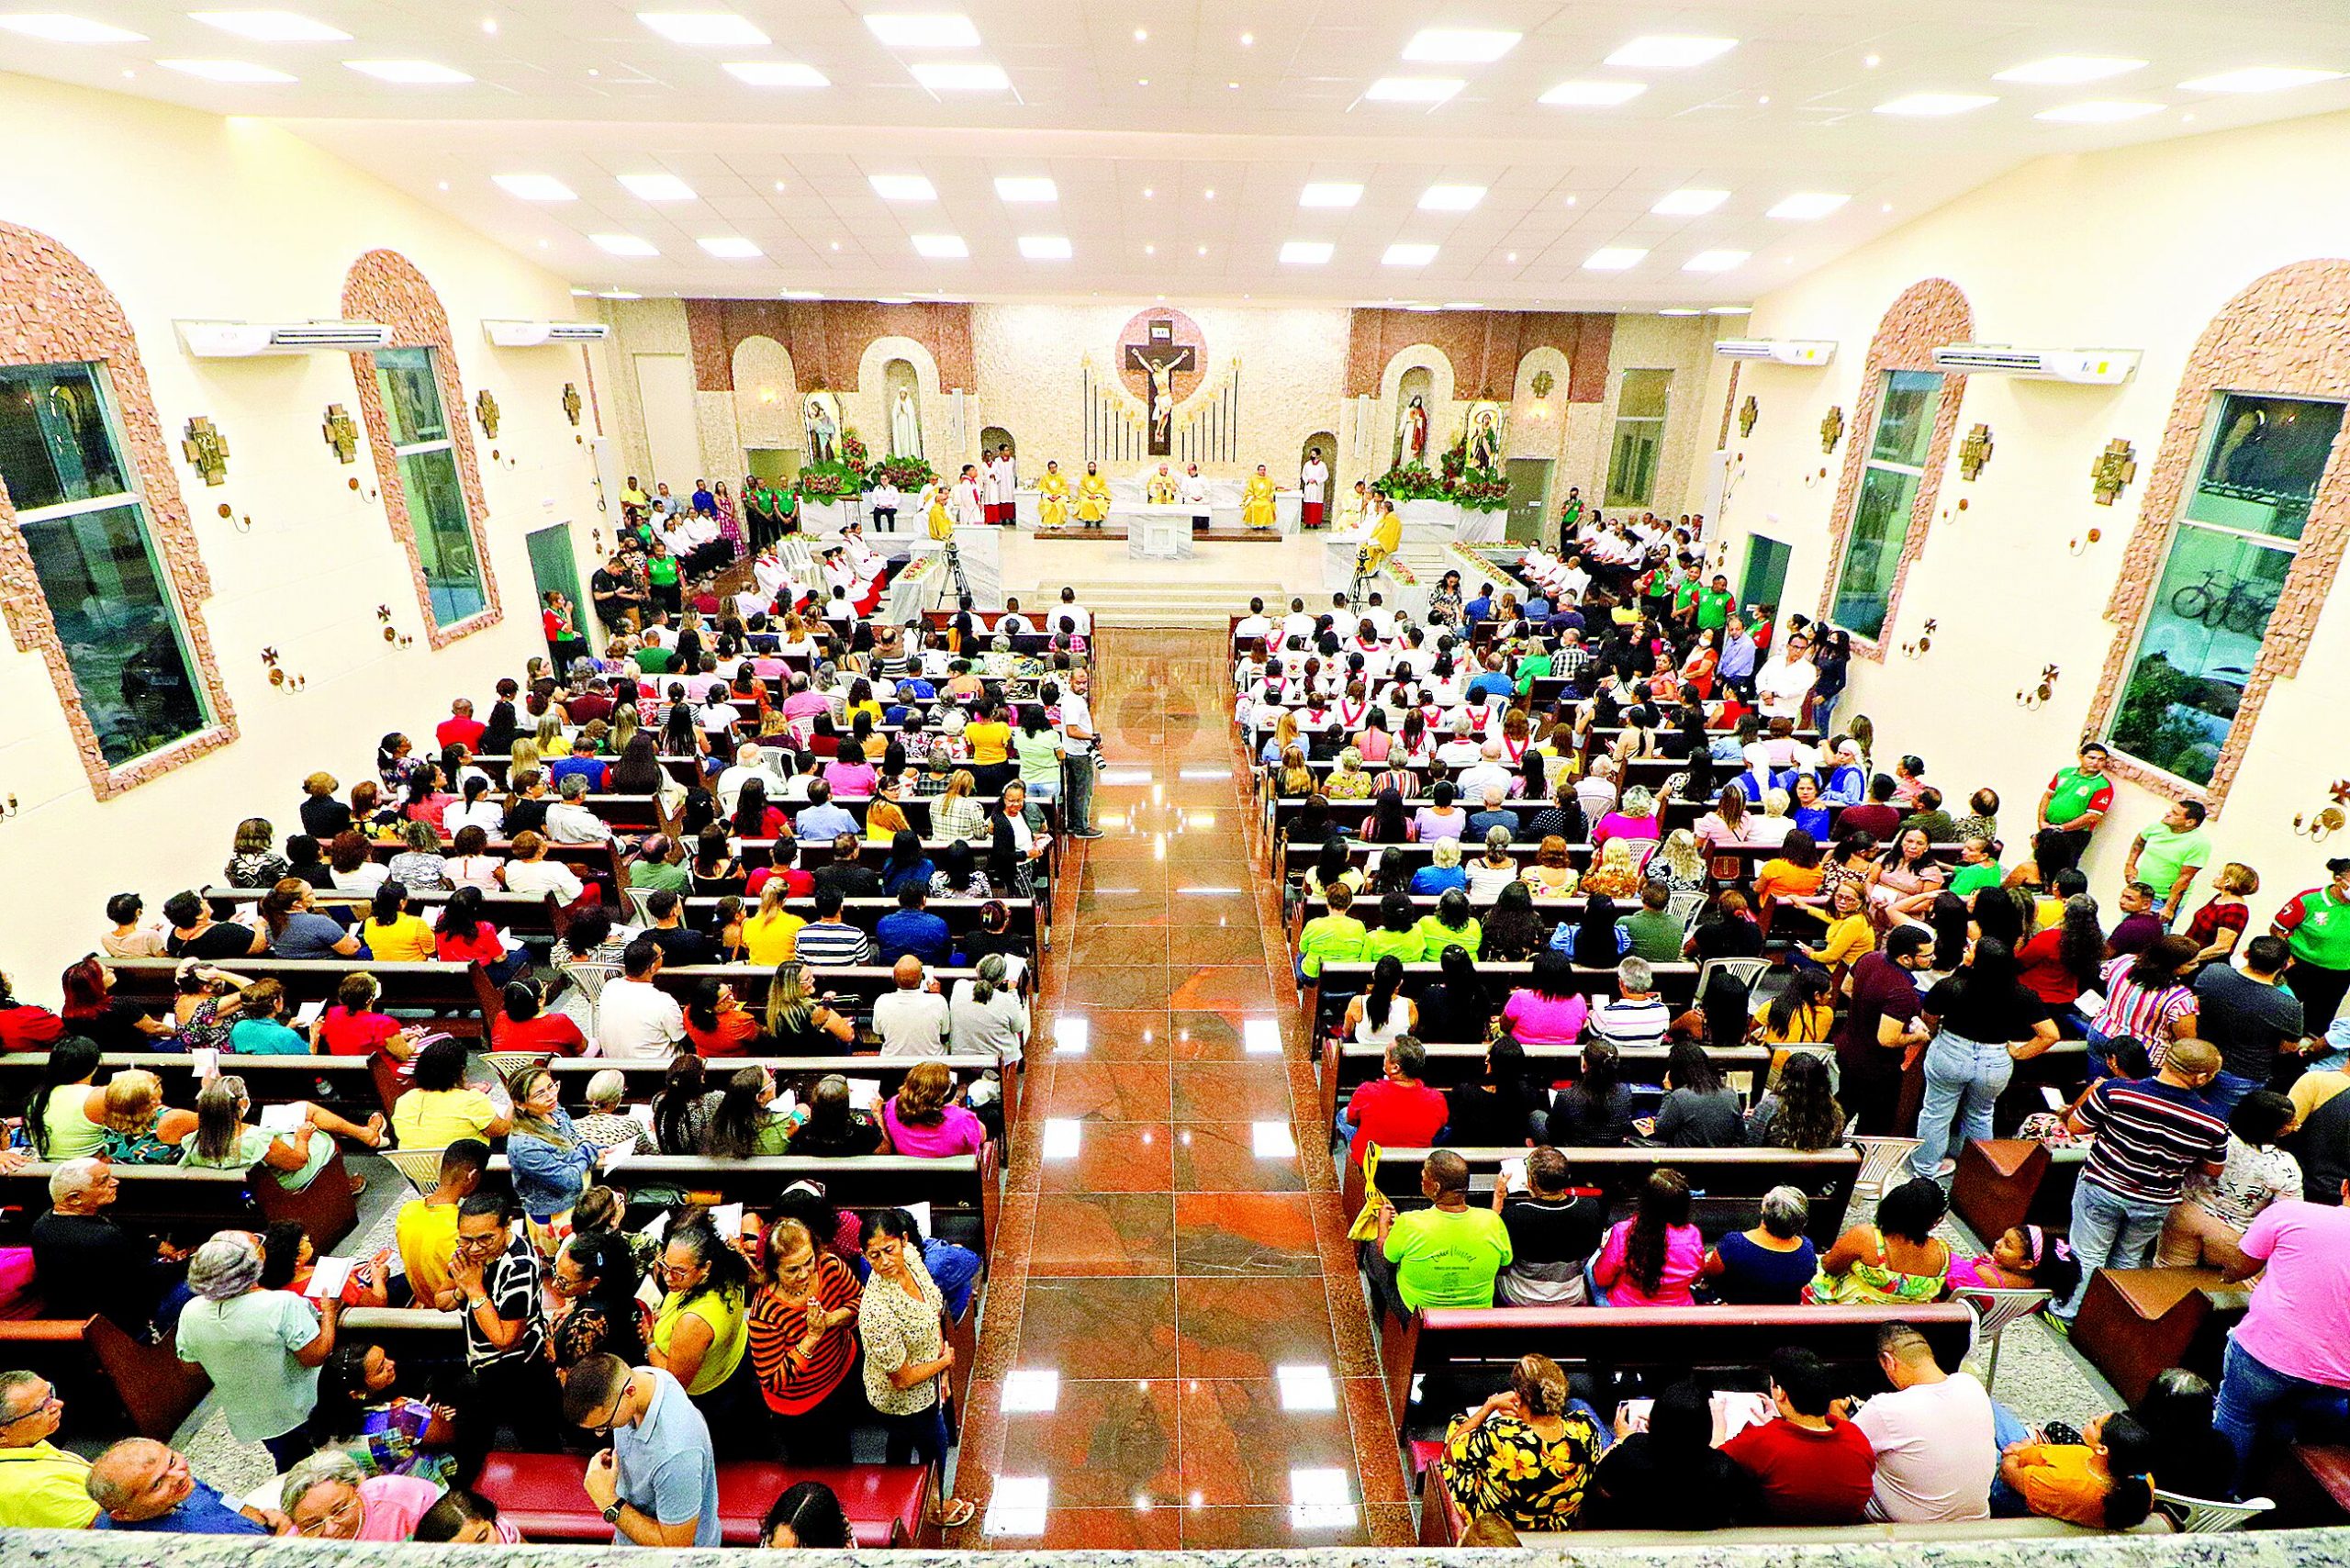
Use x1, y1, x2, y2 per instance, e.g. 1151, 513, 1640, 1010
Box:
731, 335, 798, 453
1300, 430, 1340, 506
1510, 346, 1572, 463
856, 337, 946, 465
1379, 347, 1456, 471
0, 221, 237, 797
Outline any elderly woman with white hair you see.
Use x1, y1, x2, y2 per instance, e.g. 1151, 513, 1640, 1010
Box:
572, 1068, 657, 1156
174, 1231, 338, 1471
1744, 786, 1797, 849
1592, 785, 1662, 863
1325, 746, 1377, 801
280, 1447, 513, 1540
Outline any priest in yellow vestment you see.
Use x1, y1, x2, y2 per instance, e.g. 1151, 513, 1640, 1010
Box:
925, 480, 954, 541
1241, 464, 1278, 531
1145, 463, 1178, 504
1036, 460, 1070, 528
1076, 462, 1112, 528
1359, 498, 1403, 574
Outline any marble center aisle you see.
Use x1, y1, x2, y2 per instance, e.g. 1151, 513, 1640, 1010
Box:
947, 628, 1411, 1550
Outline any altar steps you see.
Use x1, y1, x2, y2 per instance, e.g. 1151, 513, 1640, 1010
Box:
1058, 581, 1260, 628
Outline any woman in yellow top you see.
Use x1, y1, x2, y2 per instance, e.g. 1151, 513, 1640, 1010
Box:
1075, 462, 1111, 528
740, 880, 806, 968
653, 1215, 755, 1420
924, 481, 953, 541
964, 707, 1013, 767
1035, 460, 1070, 528
362, 883, 437, 963
1241, 464, 1278, 530
1796, 879, 1876, 974
390, 1037, 512, 1148
865, 796, 912, 846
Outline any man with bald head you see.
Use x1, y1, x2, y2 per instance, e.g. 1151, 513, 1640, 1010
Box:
88, 1439, 284, 1534
1371, 1149, 1513, 1313
872, 954, 949, 1058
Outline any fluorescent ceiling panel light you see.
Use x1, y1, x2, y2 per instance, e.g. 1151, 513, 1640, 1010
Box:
1280, 241, 1334, 263
1684, 249, 1749, 272
912, 60, 1006, 90
723, 60, 827, 85
158, 57, 294, 80
1768, 191, 1849, 219
495, 173, 576, 201
1658, 308, 1704, 316
1402, 28, 1517, 63
912, 233, 968, 257
1299, 181, 1362, 207
1709, 305, 1752, 314
1875, 91, 1998, 115
598, 290, 642, 299
590, 233, 658, 256
637, 12, 767, 47
869, 173, 936, 201
1651, 187, 1727, 215
1540, 79, 1644, 105
1584, 246, 1647, 269
699, 236, 761, 257
866, 12, 979, 48
344, 60, 471, 83
1382, 242, 1438, 265
1994, 55, 2144, 84
2035, 99, 2165, 123
188, 10, 347, 41
2179, 65, 2344, 93
994, 175, 1056, 202
0, 14, 144, 41
1606, 35, 1735, 69
1364, 75, 1462, 104
1418, 183, 1484, 210
620, 173, 695, 201
1017, 235, 1070, 259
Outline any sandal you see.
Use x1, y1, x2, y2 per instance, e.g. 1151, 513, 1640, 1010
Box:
348, 1172, 370, 1196
363, 1114, 388, 1148
934, 1498, 976, 1530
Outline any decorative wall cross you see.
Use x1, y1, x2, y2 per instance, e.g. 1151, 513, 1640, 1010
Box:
475, 388, 501, 440
2090, 437, 2138, 506
561, 383, 583, 427
1819, 405, 1843, 454
181, 416, 229, 486
1959, 422, 1994, 481
1529, 369, 1555, 399
321, 403, 359, 464
1738, 395, 1759, 438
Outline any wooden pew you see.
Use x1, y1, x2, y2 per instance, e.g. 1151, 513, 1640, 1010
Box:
0, 1313, 211, 1439
0, 1149, 360, 1250
1317, 1040, 1775, 1138
1306, 959, 1700, 1047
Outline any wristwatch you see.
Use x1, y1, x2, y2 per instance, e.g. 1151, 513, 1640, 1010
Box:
602, 1503, 624, 1525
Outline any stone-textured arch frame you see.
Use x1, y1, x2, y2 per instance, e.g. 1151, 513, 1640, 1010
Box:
1815, 277, 1973, 658
730, 334, 797, 452
1509, 346, 1572, 463
342, 249, 500, 647
2084, 258, 2350, 808
0, 221, 237, 798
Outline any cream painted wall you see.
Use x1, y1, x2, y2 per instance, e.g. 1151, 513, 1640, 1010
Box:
0, 73, 609, 980
1708, 108, 2350, 929
596, 297, 688, 490
1603, 314, 1724, 521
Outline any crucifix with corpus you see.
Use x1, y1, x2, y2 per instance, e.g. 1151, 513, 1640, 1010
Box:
1124, 319, 1194, 455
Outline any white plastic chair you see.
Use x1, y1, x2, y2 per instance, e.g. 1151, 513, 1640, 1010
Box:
1666, 891, 1706, 932
2150, 1488, 2274, 1533
481, 1051, 549, 1081
1847, 1135, 1924, 1204
1949, 1284, 2052, 1392
380, 1148, 448, 1193
1695, 957, 1770, 997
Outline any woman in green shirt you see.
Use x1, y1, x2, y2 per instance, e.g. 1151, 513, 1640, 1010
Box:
646, 543, 682, 616
1362, 891, 1428, 964
1012, 705, 1066, 802
181, 1075, 384, 1194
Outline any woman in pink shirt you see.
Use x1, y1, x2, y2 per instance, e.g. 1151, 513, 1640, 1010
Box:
822, 735, 879, 800
1592, 1170, 1705, 1307
1501, 951, 1592, 1046
881, 1060, 988, 1158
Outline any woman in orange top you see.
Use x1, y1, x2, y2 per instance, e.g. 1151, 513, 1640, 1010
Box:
1997, 1413, 2156, 1530
684, 978, 759, 1055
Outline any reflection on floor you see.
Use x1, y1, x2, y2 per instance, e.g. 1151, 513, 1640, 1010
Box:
951, 626, 1412, 1549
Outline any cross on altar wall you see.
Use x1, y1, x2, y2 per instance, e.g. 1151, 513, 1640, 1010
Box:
1124, 326, 1195, 456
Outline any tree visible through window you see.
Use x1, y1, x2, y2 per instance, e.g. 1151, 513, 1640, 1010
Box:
1829, 369, 1942, 641
1605, 369, 1672, 507
0, 363, 207, 766
375, 346, 487, 625
2109, 392, 2344, 786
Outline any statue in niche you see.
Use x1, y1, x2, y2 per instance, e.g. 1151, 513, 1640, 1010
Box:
1397, 394, 1429, 466
890, 386, 923, 459
1468, 403, 1504, 472
803, 391, 841, 466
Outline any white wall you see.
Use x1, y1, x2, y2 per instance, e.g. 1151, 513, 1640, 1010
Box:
0, 73, 610, 981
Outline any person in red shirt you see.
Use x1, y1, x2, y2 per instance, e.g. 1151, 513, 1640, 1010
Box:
435, 698, 487, 753
1337, 1036, 1449, 1165
1720, 1346, 1876, 1524
489, 976, 587, 1056
0, 970, 64, 1052
316, 972, 417, 1059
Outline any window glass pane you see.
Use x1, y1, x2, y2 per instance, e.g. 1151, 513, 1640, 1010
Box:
1605, 420, 1661, 507
2186, 393, 2344, 542
1830, 465, 1919, 640
0, 364, 130, 512
2109, 526, 2290, 786
375, 347, 448, 447
397, 447, 487, 623
1869, 370, 1943, 467
1617, 368, 1672, 420
22, 502, 207, 765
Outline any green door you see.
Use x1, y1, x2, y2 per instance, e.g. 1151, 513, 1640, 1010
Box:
1740, 534, 1793, 622
524, 521, 585, 644
1504, 458, 1553, 544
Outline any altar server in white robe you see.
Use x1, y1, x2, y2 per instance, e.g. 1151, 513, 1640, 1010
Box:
986, 444, 1017, 525
1300, 448, 1330, 529
952, 463, 987, 527
1176, 463, 1211, 527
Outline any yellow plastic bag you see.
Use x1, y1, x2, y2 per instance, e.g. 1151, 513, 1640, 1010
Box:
1346, 1142, 1385, 1242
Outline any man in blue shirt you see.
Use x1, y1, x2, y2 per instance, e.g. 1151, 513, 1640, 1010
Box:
875, 882, 952, 968
89, 1439, 278, 1534
548, 740, 609, 792
1718, 613, 1759, 700
792, 779, 859, 841
1465, 656, 1515, 703
1465, 582, 1494, 624
565, 1357, 720, 1547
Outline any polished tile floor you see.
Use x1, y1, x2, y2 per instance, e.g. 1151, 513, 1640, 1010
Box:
951, 628, 1412, 1549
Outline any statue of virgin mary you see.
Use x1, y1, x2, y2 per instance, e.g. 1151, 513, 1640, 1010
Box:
890, 386, 923, 459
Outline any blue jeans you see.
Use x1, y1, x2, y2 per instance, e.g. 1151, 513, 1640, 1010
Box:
2207, 1071, 2262, 1118
1987, 1399, 2036, 1515
1910, 1030, 2013, 1178
2215, 1333, 2350, 1495
2056, 1180, 2173, 1319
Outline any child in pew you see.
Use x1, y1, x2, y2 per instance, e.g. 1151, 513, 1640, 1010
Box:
1945, 1222, 2085, 1302
1994, 1412, 2159, 1529
311, 1340, 474, 1486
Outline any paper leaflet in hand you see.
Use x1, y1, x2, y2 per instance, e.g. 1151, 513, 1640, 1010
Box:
904, 1201, 932, 1238
845, 1078, 882, 1112
190, 1047, 220, 1080
304, 1255, 356, 1299
293, 1000, 326, 1028
599, 1141, 632, 1173
1499, 1156, 1529, 1193
711, 1203, 745, 1239
256, 1103, 306, 1133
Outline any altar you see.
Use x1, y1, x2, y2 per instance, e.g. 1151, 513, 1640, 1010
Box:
1016, 475, 1302, 533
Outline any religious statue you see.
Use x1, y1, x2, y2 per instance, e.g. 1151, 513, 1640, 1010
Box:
1468, 404, 1504, 472
1241, 464, 1278, 531
1146, 463, 1178, 504
1137, 353, 1180, 450
803, 392, 840, 466
890, 386, 923, 459
1076, 461, 1112, 529
1036, 460, 1070, 528
1397, 395, 1429, 465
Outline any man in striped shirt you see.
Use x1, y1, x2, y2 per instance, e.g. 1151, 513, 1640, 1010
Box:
790, 889, 875, 969
1592, 958, 1673, 1049
2054, 1038, 2227, 1321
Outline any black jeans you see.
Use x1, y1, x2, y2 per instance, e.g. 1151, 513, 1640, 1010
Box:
878, 1399, 951, 1467
768, 1361, 867, 1466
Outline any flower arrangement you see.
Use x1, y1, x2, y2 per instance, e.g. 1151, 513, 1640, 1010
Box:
867, 454, 936, 490
794, 460, 863, 499
838, 428, 869, 470
1371, 461, 1448, 501
1449, 471, 1509, 511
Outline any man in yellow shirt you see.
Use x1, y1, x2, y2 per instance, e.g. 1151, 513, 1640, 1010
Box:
0, 1373, 98, 1529
395, 1139, 489, 1309
1076, 462, 1112, 528
1035, 460, 1070, 528
1242, 464, 1279, 530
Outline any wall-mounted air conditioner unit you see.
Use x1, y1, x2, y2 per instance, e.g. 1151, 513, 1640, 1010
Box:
176, 321, 394, 357
1712, 338, 1836, 367
484, 319, 611, 347
1930, 344, 2139, 385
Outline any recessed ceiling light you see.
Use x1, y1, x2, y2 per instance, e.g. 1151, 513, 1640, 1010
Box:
1684, 249, 1748, 273
158, 58, 296, 81
1651, 187, 1727, 215
1606, 35, 1735, 69
869, 174, 935, 201
493, 174, 572, 201
1203, 188, 1214, 199
2179, 65, 2345, 93
1539, 79, 1645, 106
1585, 246, 1647, 270
772, 180, 786, 191
866, 12, 979, 48
188, 10, 348, 41
1365, 76, 1463, 104
1136, 77, 1147, 85
874, 296, 914, 305
723, 61, 828, 86
1195, 245, 1206, 255
1299, 182, 1362, 207
1709, 304, 1752, 314
911, 60, 1006, 90
995, 175, 1056, 202
1505, 251, 1516, 263
1142, 186, 1153, 197
344, 60, 471, 83
1017, 235, 1071, 259
638, 12, 767, 47
1239, 30, 1252, 45
1875, 92, 1998, 116
590, 234, 658, 256
598, 289, 642, 299
1768, 191, 1849, 219
698, 236, 761, 258
1280, 241, 1334, 263
1418, 184, 1485, 211
2035, 99, 2165, 123
1563, 195, 1577, 205
482, 17, 496, 33
1402, 28, 1518, 63
620, 173, 695, 201
1382, 242, 1438, 266
437, 181, 448, 190
912, 233, 968, 258
780, 287, 821, 297
0, 14, 145, 42
1863, 53, 1880, 68
1144, 243, 1155, 254
1658, 308, 1704, 316
1994, 55, 2145, 85
829, 241, 840, 250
